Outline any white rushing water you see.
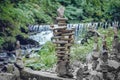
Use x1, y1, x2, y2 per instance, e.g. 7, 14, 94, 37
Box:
28, 22, 119, 45
29, 31, 53, 45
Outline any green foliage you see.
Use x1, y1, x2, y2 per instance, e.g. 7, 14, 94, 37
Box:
24, 28, 120, 70
109, 0, 120, 21
0, 0, 120, 69
71, 42, 93, 62
24, 57, 45, 70
63, 0, 120, 22
71, 28, 120, 62
0, 0, 120, 43
0, 0, 59, 45
24, 41, 56, 70
0, 37, 4, 49
65, 5, 83, 23
56, 0, 71, 6
38, 41, 56, 68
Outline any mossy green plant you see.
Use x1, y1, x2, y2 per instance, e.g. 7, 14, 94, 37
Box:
24, 41, 56, 70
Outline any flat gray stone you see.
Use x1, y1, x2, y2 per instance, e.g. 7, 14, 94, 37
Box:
21, 68, 75, 80
108, 60, 120, 69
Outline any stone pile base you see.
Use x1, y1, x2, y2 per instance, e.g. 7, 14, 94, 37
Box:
21, 68, 75, 80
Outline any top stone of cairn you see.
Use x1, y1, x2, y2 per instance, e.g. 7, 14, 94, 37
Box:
57, 6, 65, 18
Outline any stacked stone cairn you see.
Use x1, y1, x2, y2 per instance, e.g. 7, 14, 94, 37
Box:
76, 24, 120, 80
51, 6, 74, 78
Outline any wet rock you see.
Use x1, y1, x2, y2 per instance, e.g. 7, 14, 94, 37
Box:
4, 63, 15, 73
117, 72, 120, 80
92, 52, 100, 60
1, 63, 20, 80
28, 78, 37, 80
16, 35, 39, 46
76, 67, 83, 80
15, 59, 24, 69
33, 78, 37, 80
92, 60, 98, 70
117, 43, 120, 53
89, 75, 101, 80
90, 71, 102, 79
0, 52, 8, 61
66, 63, 74, 78
107, 72, 115, 80
15, 46, 24, 69
81, 30, 100, 44
0, 73, 15, 80
56, 61, 67, 77
13, 64, 21, 80
111, 48, 118, 55
108, 60, 120, 70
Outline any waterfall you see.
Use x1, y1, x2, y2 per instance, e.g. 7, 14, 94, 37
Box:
29, 25, 53, 45
29, 25, 51, 32
28, 21, 119, 45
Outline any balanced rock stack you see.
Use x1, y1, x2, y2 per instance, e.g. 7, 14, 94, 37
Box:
51, 7, 74, 78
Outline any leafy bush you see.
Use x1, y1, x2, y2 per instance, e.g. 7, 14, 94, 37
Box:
63, 0, 120, 22
71, 43, 93, 62
24, 41, 56, 70
38, 41, 56, 68
0, 0, 59, 47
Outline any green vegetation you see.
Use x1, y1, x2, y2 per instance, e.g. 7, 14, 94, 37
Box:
0, 0, 120, 69
71, 28, 120, 62
62, 0, 120, 23
24, 41, 56, 70
0, 37, 4, 49
0, 0, 59, 49
24, 28, 120, 70
0, 0, 120, 48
